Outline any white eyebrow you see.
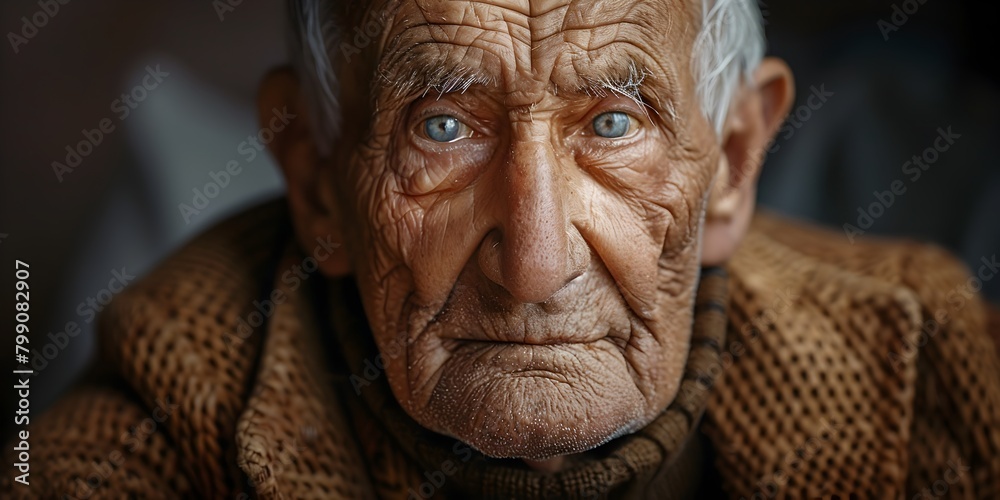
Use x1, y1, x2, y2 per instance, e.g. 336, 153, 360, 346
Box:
576, 60, 671, 121
377, 45, 499, 100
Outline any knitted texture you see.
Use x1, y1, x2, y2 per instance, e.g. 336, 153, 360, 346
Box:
235, 245, 377, 499
705, 215, 1000, 499
2, 201, 998, 498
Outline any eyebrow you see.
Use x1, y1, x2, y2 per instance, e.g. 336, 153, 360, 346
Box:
377, 44, 499, 99
376, 43, 672, 119
571, 58, 653, 105
577, 58, 681, 122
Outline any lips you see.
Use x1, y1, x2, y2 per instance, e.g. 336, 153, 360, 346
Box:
450, 339, 616, 371
441, 325, 613, 346
464, 335, 603, 346
428, 283, 634, 348
432, 296, 625, 345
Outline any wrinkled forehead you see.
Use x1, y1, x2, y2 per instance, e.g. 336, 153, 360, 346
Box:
374, 0, 700, 101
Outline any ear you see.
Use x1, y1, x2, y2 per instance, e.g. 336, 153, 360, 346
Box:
258, 67, 351, 276
702, 57, 795, 266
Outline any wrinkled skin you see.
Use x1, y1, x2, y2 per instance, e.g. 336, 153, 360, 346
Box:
339, 0, 715, 461
265, 0, 792, 463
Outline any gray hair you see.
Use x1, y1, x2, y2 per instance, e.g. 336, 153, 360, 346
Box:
288, 0, 766, 156
693, 0, 766, 136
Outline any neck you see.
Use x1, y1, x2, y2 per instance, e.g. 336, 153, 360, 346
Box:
523, 456, 569, 473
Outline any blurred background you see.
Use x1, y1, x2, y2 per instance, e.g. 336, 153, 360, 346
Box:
1, 0, 998, 440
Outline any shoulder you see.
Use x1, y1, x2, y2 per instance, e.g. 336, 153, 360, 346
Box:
744, 211, 996, 357
18, 199, 292, 498
1, 383, 191, 497
747, 211, 976, 303
705, 211, 1000, 497
96, 197, 291, 497
99, 197, 290, 365
96, 198, 290, 431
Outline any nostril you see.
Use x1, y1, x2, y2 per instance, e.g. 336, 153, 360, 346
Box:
539, 271, 584, 306
565, 269, 585, 287
477, 229, 505, 288
500, 250, 578, 305
478, 223, 592, 305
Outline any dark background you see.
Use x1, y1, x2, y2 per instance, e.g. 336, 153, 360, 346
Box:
1, 0, 998, 441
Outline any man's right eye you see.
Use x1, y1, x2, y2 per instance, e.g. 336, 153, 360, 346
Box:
422, 115, 472, 143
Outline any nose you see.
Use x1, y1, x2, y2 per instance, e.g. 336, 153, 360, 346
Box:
478, 137, 588, 304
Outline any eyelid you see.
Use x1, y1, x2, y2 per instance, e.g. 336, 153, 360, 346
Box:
413, 104, 490, 144
409, 94, 495, 135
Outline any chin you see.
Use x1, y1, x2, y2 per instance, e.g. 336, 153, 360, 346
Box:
414, 339, 672, 460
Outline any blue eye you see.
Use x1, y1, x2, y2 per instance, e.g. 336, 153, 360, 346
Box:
424, 115, 465, 142
592, 112, 631, 138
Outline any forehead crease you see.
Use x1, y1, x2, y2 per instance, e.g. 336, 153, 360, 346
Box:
546, 3, 682, 100
379, 24, 512, 93
550, 0, 661, 48
549, 2, 682, 88
406, 0, 669, 37
382, 0, 686, 94
410, 0, 569, 28
400, 0, 573, 84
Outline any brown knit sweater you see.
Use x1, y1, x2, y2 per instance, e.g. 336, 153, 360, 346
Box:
4, 200, 999, 499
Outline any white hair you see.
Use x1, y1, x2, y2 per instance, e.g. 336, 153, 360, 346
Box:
693, 0, 767, 136
288, 0, 766, 155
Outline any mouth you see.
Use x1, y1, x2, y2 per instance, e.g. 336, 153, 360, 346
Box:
437, 335, 632, 378
442, 330, 607, 346
439, 325, 630, 350
440, 336, 625, 380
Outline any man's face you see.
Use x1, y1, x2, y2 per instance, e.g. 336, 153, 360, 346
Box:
335, 0, 720, 459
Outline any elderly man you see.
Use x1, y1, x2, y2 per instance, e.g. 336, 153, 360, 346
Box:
6, 0, 1000, 498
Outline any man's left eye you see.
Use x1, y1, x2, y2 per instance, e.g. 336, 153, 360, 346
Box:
592, 111, 633, 138
423, 115, 471, 142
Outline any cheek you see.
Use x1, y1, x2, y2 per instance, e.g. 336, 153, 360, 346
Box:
343, 138, 479, 375
392, 137, 495, 196
568, 133, 715, 324
386, 90, 504, 196
342, 159, 432, 402
581, 133, 714, 229
342, 145, 424, 314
